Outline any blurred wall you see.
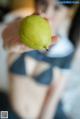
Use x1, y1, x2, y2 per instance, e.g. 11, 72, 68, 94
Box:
0, 23, 9, 91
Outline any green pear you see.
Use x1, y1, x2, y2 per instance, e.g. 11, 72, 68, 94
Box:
19, 15, 52, 50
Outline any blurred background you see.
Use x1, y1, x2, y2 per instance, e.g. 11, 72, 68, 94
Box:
0, 0, 80, 119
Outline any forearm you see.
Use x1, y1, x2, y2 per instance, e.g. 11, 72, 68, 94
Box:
40, 68, 67, 119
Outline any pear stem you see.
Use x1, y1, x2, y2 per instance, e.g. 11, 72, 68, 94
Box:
44, 46, 48, 51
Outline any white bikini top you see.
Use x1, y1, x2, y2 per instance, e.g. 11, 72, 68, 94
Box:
46, 36, 74, 58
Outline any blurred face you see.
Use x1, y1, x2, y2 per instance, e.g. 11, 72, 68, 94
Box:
37, 0, 69, 34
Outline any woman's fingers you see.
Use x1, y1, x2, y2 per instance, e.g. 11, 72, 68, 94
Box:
2, 18, 22, 48
2, 18, 33, 53
7, 43, 33, 53
18, 44, 33, 53
51, 36, 58, 43
48, 36, 59, 49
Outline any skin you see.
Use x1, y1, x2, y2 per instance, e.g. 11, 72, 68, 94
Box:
36, 0, 70, 35
36, 0, 74, 119
2, 18, 33, 53
2, 17, 57, 53
2, 0, 73, 119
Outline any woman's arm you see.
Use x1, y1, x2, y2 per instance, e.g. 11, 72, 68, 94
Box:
39, 68, 67, 119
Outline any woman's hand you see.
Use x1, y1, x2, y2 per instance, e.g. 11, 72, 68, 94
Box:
2, 16, 58, 53
2, 18, 33, 53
